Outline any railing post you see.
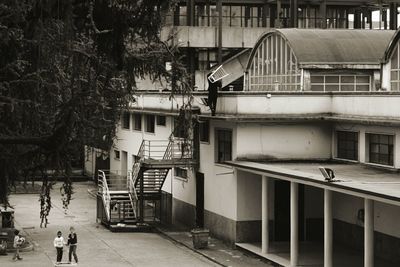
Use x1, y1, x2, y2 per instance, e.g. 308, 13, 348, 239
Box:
139, 170, 144, 223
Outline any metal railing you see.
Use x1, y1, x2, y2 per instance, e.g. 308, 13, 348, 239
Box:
98, 170, 111, 222
127, 162, 141, 218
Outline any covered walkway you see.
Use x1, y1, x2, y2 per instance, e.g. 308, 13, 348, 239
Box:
228, 161, 400, 267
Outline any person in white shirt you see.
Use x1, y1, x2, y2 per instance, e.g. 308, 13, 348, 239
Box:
12, 230, 24, 261
53, 231, 65, 263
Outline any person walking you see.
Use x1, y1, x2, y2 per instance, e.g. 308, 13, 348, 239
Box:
53, 231, 64, 264
67, 227, 78, 264
12, 230, 24, 261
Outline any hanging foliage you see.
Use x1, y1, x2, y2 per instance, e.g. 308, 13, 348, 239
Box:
0, 0, 187, 225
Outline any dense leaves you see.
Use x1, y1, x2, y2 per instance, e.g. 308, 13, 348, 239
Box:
0, 0, 179, 225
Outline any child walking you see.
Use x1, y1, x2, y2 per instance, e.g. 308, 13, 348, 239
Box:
53, 231, 65, 264
12, 230, 23, 261
67, 227, 78, 263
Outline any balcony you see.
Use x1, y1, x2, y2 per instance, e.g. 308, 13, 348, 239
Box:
130, 91, 400, 125
161, 26, 267, 48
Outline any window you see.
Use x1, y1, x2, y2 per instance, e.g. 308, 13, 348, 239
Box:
174, 167, 188, 179
173, 117, 185, 138
199, 120, 209, 142
122, 112, 130, 129
157, 115, 166, 126
391, 42, 400, 91
114, 150, 120, 160
248, 34, 301, 91
145, 115, 155, 133
337, 131, 358, 161
216, 129, 232, 162
133, 113, 142, 131
367, 133, 394, 166
310, 74, 371, 92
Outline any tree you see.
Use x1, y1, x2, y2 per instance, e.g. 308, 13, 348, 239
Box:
0, 0, 186, 227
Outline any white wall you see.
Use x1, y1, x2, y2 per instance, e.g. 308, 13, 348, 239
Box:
236, 170, 262, 221
236, 123, 332, 160
333, 192, 400, 238
199, 120, 238, 221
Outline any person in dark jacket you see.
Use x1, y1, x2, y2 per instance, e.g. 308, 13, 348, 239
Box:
67, 227, 78, 264
207, 73, 222, 116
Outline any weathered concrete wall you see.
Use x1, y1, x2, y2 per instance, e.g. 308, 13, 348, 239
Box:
236, 122, 332, 160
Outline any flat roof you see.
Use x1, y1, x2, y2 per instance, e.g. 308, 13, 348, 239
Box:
226, 161, 400, 206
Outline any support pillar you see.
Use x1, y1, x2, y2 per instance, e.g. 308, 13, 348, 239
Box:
276, 0, 281, 28
324, 189, 333, 267
217, 0, 222, 64
290, 182, 298, 267
364, 199, 374, 267
262, 176, 269, 254
319, 0, 327, 29
290, 0, 298, 28
390, 3, 398, 30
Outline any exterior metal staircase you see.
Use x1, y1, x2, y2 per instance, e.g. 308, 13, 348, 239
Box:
97, 138, 196, 231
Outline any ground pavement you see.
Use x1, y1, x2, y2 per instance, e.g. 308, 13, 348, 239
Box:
0, 182, 221, 267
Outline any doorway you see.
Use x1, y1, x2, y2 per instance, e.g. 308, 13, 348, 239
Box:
274, 180, 304, 241
196, 172, 205, 227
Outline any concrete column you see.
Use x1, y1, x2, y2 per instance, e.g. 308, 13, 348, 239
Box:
364, 199, 374, 267
390, 3, 398, 30
319, 0, 327, 29
262, 176, 269, 254
290, 182, 298, 267
217, 0, 222, 64
324, 189, 333, 267
276, 0, 281, 28
290, 0, 298, 28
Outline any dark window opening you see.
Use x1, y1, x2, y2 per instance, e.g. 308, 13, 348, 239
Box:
133, 114, 142, 131
145, 115, 155, 133
157, 115, 166, 126
173, 118, 185, 138
200, 120, 210, 142
175, 167, 188, 179
122, 112, 130, 129
368, 133, 394, 166
337, 131, 358, 161
114, 150, 120, 160
216, 129, 232, 163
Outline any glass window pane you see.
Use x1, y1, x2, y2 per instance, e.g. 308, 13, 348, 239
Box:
325, 76, 339, 84
325, 85, 339, 92
311, 85, 324, 91
310, 76, 324, 83
356, 85, 370, 91
341, 85, 355, 91
356, 76, 369, 83
341, 76, 354, 83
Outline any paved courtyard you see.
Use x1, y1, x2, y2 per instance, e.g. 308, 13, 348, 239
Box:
1, 182, 220, 267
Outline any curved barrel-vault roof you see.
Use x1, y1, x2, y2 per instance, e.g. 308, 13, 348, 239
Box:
247, 29, 395, 70
383, 27, 400, 63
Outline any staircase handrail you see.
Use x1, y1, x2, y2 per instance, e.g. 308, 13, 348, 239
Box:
127, 162, 141, 218
98, 170, 111, 222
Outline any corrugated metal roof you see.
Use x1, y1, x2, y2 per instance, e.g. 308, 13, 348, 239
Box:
277, 29, 395, 65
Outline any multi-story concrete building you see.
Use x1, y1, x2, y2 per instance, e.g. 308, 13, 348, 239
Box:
87, 1, 400, 267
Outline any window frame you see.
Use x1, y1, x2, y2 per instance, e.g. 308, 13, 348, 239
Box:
114, 150, 120, 160
366, 133, 395, 167
215, 128, 233, 163
174, 167, 188, 180
133, 113, 142, 131
121, 112, 130, 130
199, 120, 210, 143
156, 115, 167, 126
336, 130, 359, 161
145, 114, 155, 134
